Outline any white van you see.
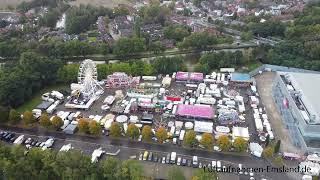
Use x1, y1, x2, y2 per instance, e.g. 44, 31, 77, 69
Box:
238, 164, 243, 174
216, 161, 221, 171
211, 161, 217, 170
192, 156, 198, 168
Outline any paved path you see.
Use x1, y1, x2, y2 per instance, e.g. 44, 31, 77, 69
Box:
255, 72, 301, 154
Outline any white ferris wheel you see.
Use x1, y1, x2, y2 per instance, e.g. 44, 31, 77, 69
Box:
78, 59, 103, 98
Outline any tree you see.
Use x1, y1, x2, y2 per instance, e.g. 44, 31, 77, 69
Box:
113, 37, 145, 57
39, 10, 60, 28
274, 140, 281, 154
8, 109, 21, 124
184, 130, 197, 147
263, 146, 274, 159
200, 133, 214, 150
110, 122, 122, 137
51, 116, 63, 130
192, 169, 218, 180
240, 31, 253, 41
100, 157, 119, 179
78, 118, 89, 133
58, 64, 79, 83
0, 106, 9, 123
116, 160, 143, 180
127, 123, 140, 139
155, 127, 167, 143
164, 25, 191, 42
274, 156, 284, 167
233, 137, 248, 152
39, 113, 51, 128
217, 135, 231, 151
23, 111, 35, 125
141, 125, 153, 142
167, 166, 186, 180
89, 120, 102, 135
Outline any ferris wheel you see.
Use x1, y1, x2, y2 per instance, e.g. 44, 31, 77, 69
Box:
78, 59, 103, 98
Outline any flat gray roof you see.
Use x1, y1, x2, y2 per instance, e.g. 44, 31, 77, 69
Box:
289, 72, 320, 123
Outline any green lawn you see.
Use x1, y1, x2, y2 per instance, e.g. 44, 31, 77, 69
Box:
16, 84, 69, 113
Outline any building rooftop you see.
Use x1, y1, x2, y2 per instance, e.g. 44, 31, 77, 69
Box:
289, 72, 320, 124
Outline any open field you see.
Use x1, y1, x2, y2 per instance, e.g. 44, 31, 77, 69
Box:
0, 0, 30, 9
68, 0, 133, 8
16, 84, 69, 113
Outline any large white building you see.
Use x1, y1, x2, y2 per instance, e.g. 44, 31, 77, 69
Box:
273, 71, 320, 152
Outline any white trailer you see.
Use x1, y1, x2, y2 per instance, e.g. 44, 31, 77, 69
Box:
13, 135, 24, 145
46, 100, 60, 114
197, 97, 216, 105
170, 126, 176, 135
179, 130, 185, 141
51, 91, 64, 100
172, 105, 177, 115
142, 76, 157, 81
254, 118, 263, 132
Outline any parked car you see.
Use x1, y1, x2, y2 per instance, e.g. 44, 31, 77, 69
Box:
187, 159, 192, 167
24, 138, 32, 144
192, 156, 198, 168
9, 137, 16, 143
143, 151, 148, 161
181, 158, 187, 166
166, 153, 170, 164
239, 164, 243, 174
35, 142, 41, 147
162, 157, 166, 164
148, 152, 153, 161
31, 140, 38, 146
249, 168, 254, 176
153, 154, 158, 162
105, 130, 109, 136
39, 142, 45, 147
199, 162, 202, 168
177, 157, 182, 166
138, 152, 143, 161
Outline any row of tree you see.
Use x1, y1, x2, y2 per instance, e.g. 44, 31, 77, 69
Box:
183, 131, 248, 152
195, 51, 246, 74
266, 2, 320, 71
57, 56, 186, 83
0, 143, 145, 180
107, 122, 248, 153
177, 32, 233, 50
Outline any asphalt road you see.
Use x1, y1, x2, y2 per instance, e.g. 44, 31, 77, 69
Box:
0, 125, 292, 180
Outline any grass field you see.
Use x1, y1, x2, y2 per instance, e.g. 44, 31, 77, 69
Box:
68, 0, 133, 8
16, 84, 69, 113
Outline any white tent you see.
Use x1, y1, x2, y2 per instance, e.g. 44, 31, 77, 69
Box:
194, 121, 213, 133
116, 115, 128, 123
249, 143, 263, 158
129, 116, 139, 123
185, 122, 193, 130
232, 126, 249, 140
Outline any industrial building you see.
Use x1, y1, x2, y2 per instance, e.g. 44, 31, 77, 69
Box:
272, 72, 320, 153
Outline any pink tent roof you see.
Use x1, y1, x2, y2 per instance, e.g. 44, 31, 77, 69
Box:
190, 72, 204, 81
176, 104, 214, 119
176, 71, 189, 80
176, 71, 204, 81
